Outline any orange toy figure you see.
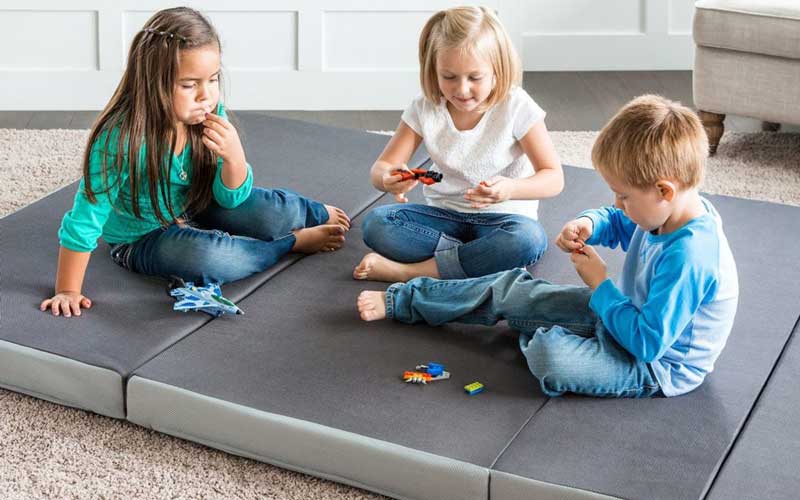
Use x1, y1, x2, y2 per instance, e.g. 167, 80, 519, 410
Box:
391, 168, 443, 185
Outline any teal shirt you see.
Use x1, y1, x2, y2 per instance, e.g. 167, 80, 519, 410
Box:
59, 105, 253, 252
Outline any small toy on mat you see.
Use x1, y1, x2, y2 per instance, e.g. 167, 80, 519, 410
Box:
403, 362, 451, 384
464, 381, 484, 395
168, 276, 243, 317
392, 168, 443, 185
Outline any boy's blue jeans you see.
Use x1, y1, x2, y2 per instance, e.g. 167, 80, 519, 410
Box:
386, 268, 662, 398
108, 187, 328, 284
362, 203, 547, 279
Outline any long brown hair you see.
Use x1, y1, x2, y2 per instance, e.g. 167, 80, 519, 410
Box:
83, 7, 222, 224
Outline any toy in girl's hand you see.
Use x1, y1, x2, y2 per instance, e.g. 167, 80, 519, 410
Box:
392, 168, 444, 185
168, 276, 243, 317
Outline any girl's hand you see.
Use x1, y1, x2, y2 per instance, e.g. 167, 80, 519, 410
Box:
570, 245, 608, 289
381, 164, 419, 203
40, 291, 92, 318
465, 176, 513, 208
202, 113, 247, 167
555, 217, 593, 253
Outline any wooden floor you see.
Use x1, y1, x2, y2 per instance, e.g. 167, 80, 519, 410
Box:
1, 71, 796, 132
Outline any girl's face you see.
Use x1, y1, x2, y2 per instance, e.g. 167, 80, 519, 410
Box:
173, 46, 221, 125
436, 47, 495, 114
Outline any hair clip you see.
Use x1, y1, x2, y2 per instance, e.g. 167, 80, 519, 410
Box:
142, 27, 187, 43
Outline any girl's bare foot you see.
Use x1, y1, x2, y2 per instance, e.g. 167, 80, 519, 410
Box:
357, 291, 387, 321
292, 224, 346, 253
325, 205, 351, 230
352, 252, 439, 282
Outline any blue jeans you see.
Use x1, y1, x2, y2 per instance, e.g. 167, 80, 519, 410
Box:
386, 268, 662, 398
109, 187, 328, 284
362, 204, 547, 279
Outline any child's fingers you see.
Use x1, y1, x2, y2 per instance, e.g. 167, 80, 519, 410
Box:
203, 127, 224, 145
40, 298, 51, 311
202, 135, 221, 153
204, 112, 230, 128
203, 118, 228, 135
394, 193, 408, 203
82, 297, 92, 309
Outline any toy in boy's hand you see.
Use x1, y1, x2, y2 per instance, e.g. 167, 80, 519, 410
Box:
391, 168, 443, 185
168, 276, 243, 317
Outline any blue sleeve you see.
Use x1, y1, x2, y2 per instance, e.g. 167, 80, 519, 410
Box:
588, 245, 718, 362
58, 130, 125, 252
578, 206, 637, 251
210, 101, 253, 208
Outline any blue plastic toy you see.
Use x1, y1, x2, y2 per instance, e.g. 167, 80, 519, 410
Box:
168, 277, 243, 317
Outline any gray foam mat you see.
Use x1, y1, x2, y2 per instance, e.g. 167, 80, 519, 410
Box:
1, 115, 418, 417
127, 166, 628, 499
706, 319, 800, 500
491, 181, 800, 499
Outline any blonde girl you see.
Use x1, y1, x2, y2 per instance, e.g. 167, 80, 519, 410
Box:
354, 6, 563, 283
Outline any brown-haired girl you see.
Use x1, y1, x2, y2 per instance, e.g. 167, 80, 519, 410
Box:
41, 7, 349, 318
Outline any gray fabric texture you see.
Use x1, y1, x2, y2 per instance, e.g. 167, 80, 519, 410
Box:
128, 377, 489, 500
694, 3, 800, 59
491, 183, 800, 499
706, 319, 800, 500
0, 339, 124, 418
693, 46, 800, 124
1, 115, 417, 417
489, 470, 619, 500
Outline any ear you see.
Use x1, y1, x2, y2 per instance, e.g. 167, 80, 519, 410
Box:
655, 180, 677, 202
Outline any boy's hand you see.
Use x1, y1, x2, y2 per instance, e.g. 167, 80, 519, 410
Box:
571, 245, 608, 289
40, 291, 92, 318
556, 217, 593, 253
382, 164, 419, 203
465, 176, 512, 208
202, 113, 247, 168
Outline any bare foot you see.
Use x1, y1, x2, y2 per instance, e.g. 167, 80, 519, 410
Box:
292, 224, 346, 253
358, 291, 387, 321
325, 205, 351, 230
353, 253, 439, 282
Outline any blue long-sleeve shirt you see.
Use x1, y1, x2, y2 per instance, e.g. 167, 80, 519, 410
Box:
579, 198, 739, 396
59, 103, 253, 252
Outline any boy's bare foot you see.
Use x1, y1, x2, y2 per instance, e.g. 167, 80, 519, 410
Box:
325, 204, 351, 230
357, 291, 387, 321
292, 224, 346, 253
352, 252, 439, 282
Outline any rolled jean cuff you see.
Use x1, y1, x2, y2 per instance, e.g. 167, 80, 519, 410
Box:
385, 282, 403, 321
308, 199, 330, 226
434, 233, 467, 279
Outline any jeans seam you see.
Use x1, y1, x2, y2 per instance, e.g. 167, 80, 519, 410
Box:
385, 284, 399, 321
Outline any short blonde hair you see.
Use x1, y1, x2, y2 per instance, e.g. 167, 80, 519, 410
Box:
419, 6, 521, 109
592, 95, 709, 189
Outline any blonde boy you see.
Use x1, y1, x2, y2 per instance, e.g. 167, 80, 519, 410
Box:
358, 95, 739, 398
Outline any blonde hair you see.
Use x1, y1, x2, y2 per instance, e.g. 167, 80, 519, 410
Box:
418, 6, 521, 109
591, 95, 709, 189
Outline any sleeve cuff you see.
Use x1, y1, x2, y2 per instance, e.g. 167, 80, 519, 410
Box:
589, 278, 624, 315
213, 163, 253, 208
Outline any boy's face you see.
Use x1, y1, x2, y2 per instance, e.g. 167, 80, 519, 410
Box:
173, 46, 221, 126
436, 47, 495, 113
601, 172, 672, 232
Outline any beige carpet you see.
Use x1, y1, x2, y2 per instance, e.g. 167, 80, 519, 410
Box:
1, 128, 798, 499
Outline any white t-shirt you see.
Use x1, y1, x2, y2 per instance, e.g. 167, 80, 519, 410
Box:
401, 86, 546, 218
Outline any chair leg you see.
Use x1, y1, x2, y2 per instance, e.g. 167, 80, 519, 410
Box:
698, 111, 725, 155
762, 121, 781, 132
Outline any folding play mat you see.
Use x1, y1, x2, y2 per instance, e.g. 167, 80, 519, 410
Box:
3, 116, 798, 499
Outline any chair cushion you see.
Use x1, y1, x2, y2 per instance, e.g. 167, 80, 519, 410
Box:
694, 0, 800, 60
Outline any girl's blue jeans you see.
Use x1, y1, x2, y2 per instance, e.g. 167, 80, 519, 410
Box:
361, 203, 548, 279
108, 187, 329, 284
386, 268, 662, 398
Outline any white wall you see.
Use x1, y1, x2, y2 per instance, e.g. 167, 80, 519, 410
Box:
0, 0, 695, 110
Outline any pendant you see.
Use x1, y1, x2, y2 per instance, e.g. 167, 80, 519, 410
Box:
179, 170, 187, 181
